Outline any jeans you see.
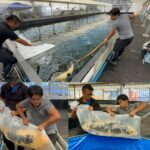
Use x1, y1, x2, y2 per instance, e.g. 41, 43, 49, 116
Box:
112, 37, 133, 61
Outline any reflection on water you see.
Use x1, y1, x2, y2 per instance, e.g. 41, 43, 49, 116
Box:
20, 15, 106, 42
20, 14, 112, 81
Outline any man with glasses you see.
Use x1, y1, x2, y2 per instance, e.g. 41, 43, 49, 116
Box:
74, 84, 100, 112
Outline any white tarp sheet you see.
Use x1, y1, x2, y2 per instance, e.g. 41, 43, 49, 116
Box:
15, 34, 55, 59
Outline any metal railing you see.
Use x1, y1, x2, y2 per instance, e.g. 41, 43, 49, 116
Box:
141, 1, 150, 37
4, 40, 42, 83
68, 82, 150, 102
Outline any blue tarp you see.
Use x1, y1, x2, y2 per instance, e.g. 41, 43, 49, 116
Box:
7, 2, 32, 10
69, 134, 150, 150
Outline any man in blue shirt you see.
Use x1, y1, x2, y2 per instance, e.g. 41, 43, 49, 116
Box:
1, 76, 28, 150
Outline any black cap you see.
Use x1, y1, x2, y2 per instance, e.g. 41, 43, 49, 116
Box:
108, 8, 121, 16
6, 14, 22, 24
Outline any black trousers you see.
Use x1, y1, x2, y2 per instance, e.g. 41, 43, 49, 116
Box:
3, 135, 24, 150
0, 47, 17, 77
112, 37, 133, 61
48, 132, 58, 145
69, 118, 86, 135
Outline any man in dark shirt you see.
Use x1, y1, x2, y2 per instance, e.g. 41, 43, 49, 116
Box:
70, 84, 101, 135
0, 15, 32, 79
0, 75, 29, 150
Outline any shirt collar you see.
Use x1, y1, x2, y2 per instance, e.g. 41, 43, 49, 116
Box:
30, 98, 44, 110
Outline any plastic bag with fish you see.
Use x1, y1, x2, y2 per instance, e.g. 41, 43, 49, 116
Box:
0, 101, 55, 150
77, 105, 141, 139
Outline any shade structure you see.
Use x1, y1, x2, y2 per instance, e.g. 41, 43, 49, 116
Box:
7, 2, 32, 10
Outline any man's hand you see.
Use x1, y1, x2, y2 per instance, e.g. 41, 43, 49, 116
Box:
133, 12, 140, 17
26, 43, 32, 46
129, 111, 136, 117
88, 106, 94, 111
110, 112, 116, 117
73, 108, 77, 112
71, 108, 77, 119
16, 38, 33, 46
106, 106, 116, 117
129, 12, 139, 19
103, 38, 109, 44
0, 108, 4, 113
37, 124, 45, 131
23, 117, 29, 125
11, 111, 18, 116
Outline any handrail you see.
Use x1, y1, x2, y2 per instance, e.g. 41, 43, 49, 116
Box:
4, 40, 42, 83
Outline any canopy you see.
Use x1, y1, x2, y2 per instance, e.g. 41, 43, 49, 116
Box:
7, 2, 32, 10
69, 134, 150, 150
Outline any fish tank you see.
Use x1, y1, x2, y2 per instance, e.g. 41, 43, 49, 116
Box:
19, 14, 112, 81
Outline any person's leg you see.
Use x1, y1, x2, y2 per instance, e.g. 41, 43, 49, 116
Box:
112, 38, 124, 62
0, 47, 17, 77
3, 135, 15, 150
3, 57, 17, 77
48, 132, 58, 146
118, 37, 133, 57
112, 37, 133, 62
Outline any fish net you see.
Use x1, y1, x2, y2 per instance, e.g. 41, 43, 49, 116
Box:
0, 101, 56, 150
77, 105, 141, 139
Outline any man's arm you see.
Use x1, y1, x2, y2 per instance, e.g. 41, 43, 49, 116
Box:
16, 38, 32, 46
106, 106, 116, 116
129, 12, 139, 20
0, 85, 7, 105
16, 102, 29, 125
71, 108, 77, 119
0, 84, 6, 100
38, 107, 61, 131
8, 30, 32, 46
129, 102, 148, 117
104, 28, 117, 43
